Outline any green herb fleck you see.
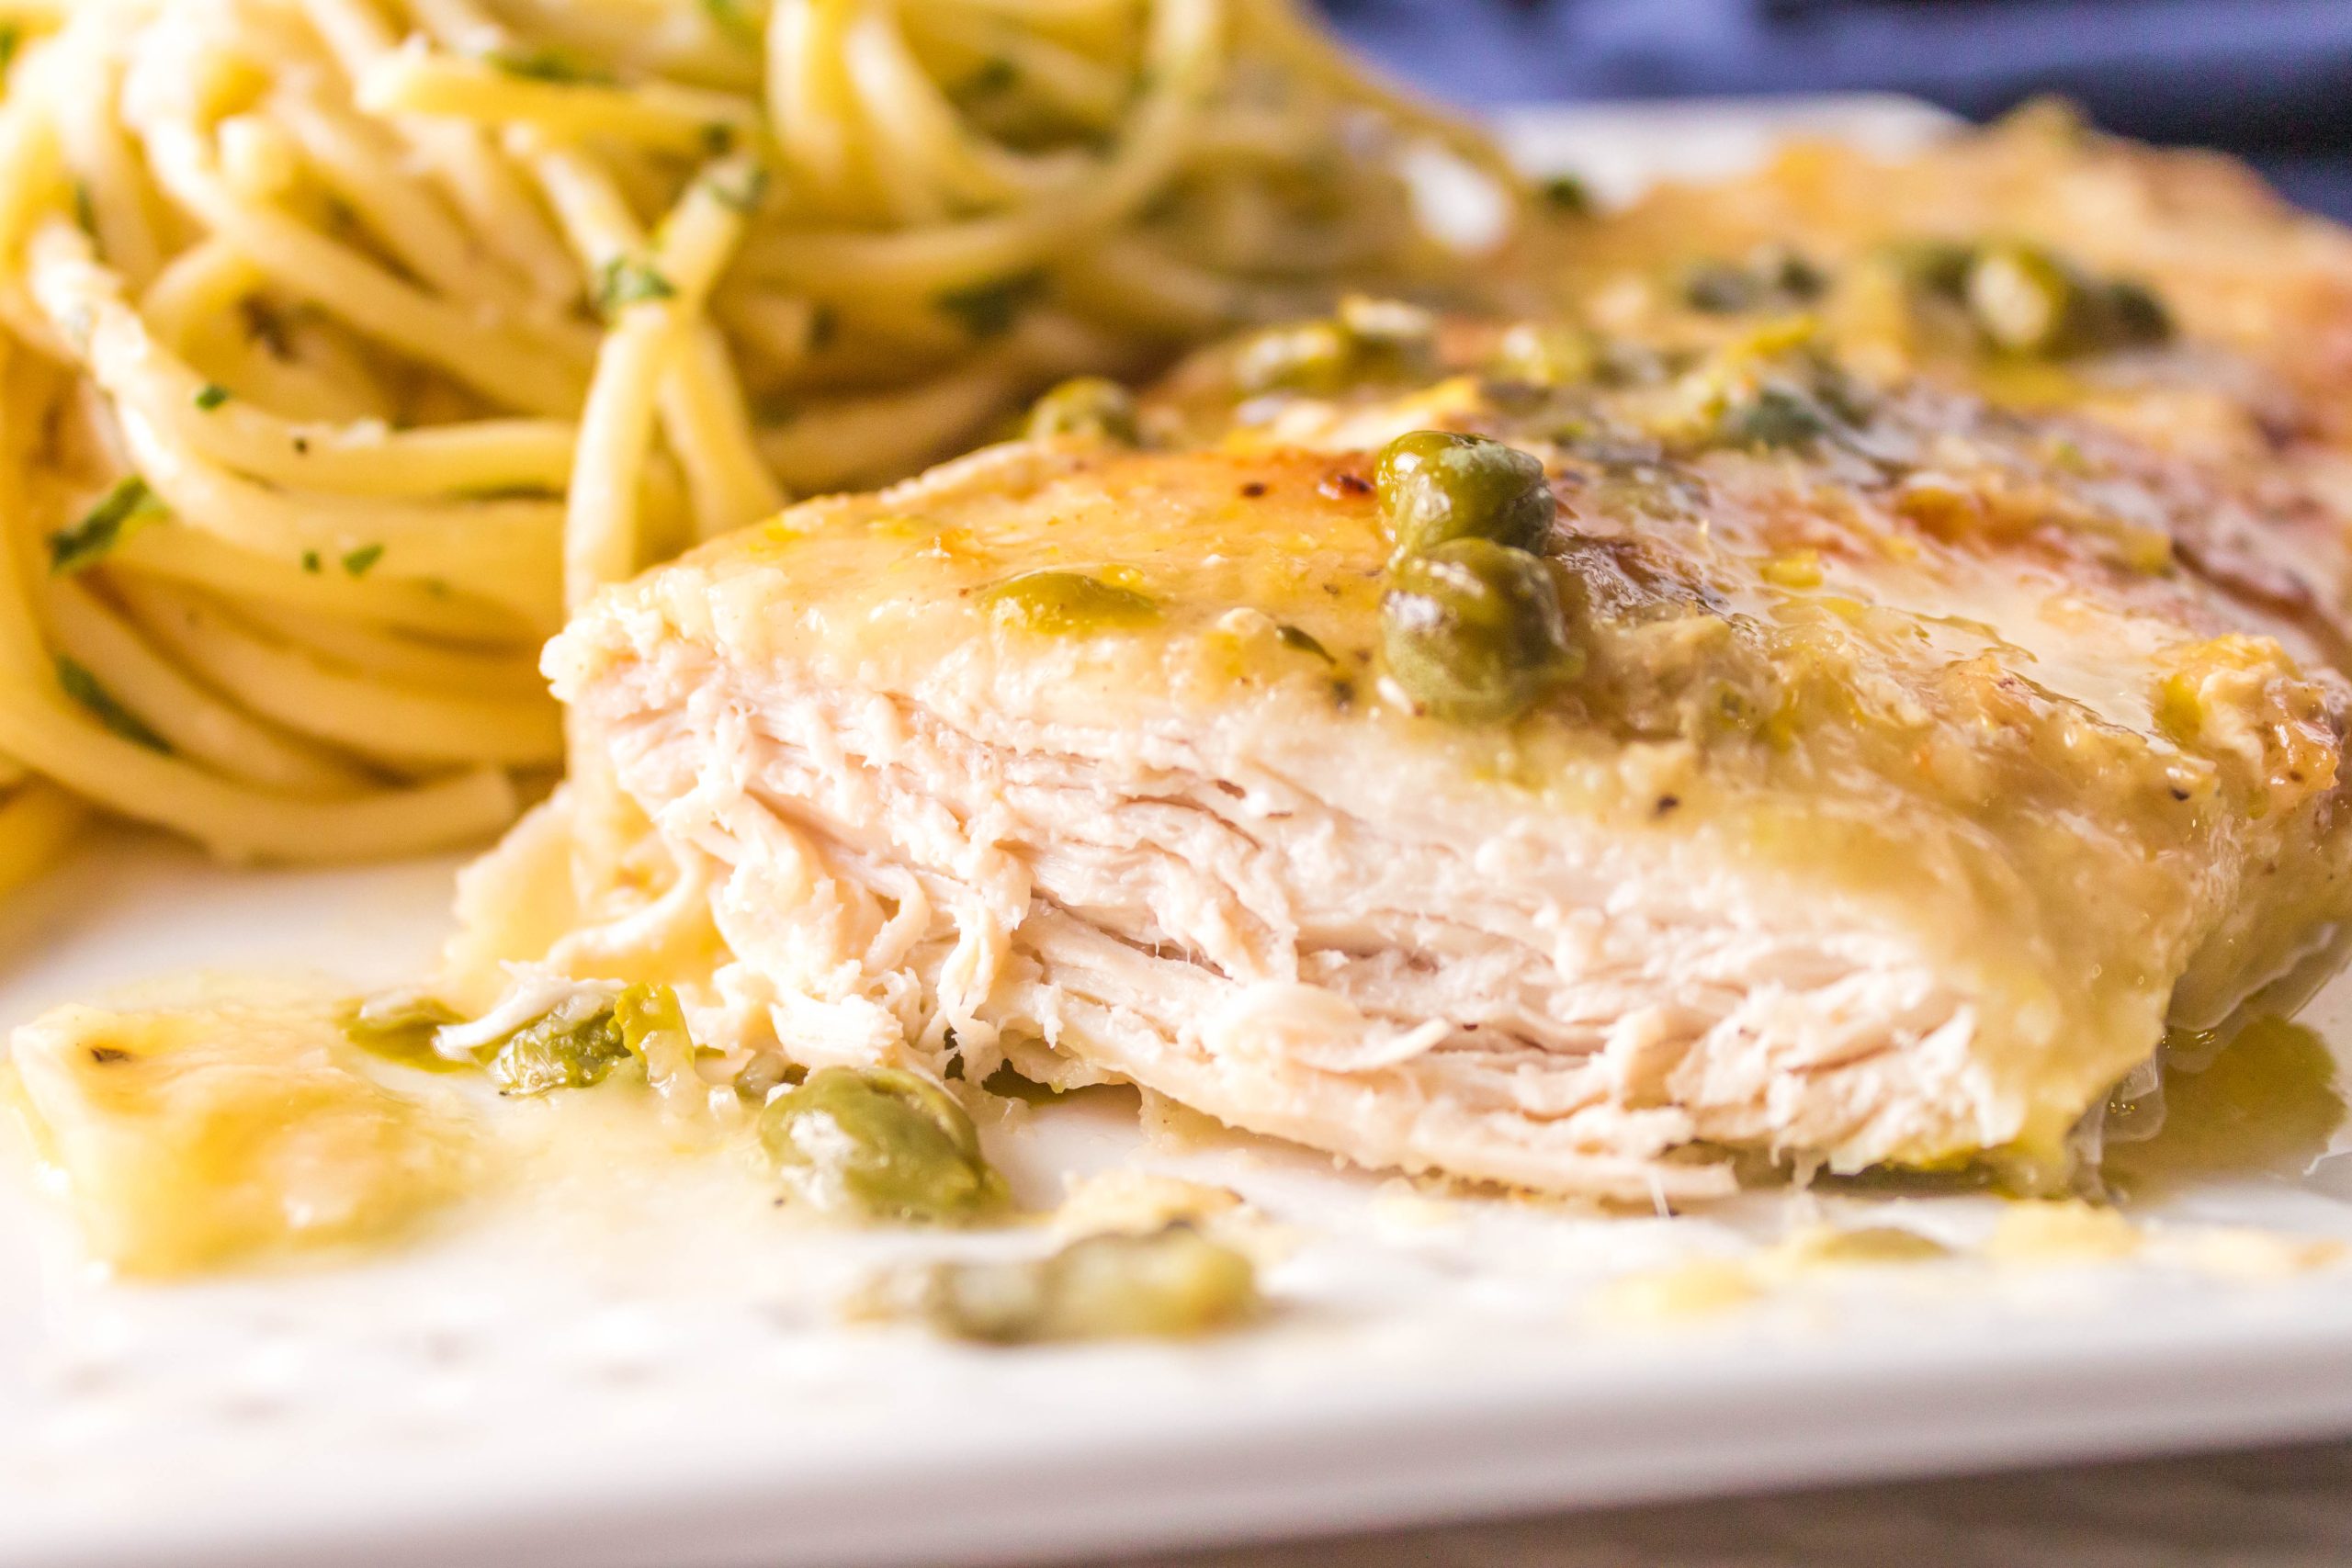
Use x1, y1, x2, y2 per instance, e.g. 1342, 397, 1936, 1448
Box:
49, 476, 164, 575
0, 24, 23, 76
935, 271, 1046, 338
71, 181, 95, 237
705, 164, 769, 214
194, 383, 231, 412
301, 550, 322, 574
455, 483, 562, 502
592, 255, 677, 319
56, 657, 168, 752
700, 0, 763, 40
1275, 624, 1333, 660
1539, 174, 1592, 216
342, 543, 385, 577
484, 46, 612, 85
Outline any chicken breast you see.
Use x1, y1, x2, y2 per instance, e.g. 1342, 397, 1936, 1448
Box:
1559, 103, 2352, 460
537, 319, 2352, 1202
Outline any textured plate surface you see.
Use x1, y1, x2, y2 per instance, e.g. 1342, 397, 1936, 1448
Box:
8, 101, 2352, 1568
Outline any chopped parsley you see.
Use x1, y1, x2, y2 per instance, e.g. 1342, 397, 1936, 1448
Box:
56, 658, 169, 752
71, 181, 95, 237
0, 24, 22, 76
1274, 624, 1333, 660
49, 476, 164, 575
342, 543, 385, 577
301, 550, 322, 573
699, 121, 736, 156
935, 271, 1046, 339
484, 46, 613, 85
592, 256, 677, 319
194, 383, 231, 412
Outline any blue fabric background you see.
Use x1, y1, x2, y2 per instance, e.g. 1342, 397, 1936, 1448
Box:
1317, 0, 2352, 220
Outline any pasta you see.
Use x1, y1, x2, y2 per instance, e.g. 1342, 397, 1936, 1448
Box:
0, 0, 1532, 886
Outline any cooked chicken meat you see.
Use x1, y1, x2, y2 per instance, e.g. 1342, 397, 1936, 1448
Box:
530, 318, 2352, 1201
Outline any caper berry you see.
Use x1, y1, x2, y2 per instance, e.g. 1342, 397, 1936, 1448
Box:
759, 1065, 1008, 1224
921, 1224, 1259, 1344
484, 993, 628, 1095
978, 569, 1158, 637
1374, 431, 1555, 558
1381, 537, 1580, 723
1025, 377, 1140, 444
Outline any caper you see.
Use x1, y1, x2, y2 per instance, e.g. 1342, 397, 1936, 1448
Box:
759, 1065, 1008, 1224
1231, 299, 1436, 397
1681, 261, 1757, 315
1336, 293, 1436, 355
978, 569, 1158, 637
615, 981, 701, 1096
1760, 246, 1828, 301
1374, 430, 1555, 558
614, 982, 689, 1058
1491, 321, 1596, 388
921, 1224, 1259, 1344
1718, 383, 1834, 450
484, 993, 628, 1095
1965, 243, 2091, 355
1232, 319, 1357, 396
1024, 377, 1140, 444
1381, 537, 1580, 723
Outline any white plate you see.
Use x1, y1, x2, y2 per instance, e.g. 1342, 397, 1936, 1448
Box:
8, 101, 2352, 1568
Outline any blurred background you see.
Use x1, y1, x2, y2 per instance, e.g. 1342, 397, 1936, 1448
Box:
1317, 0, 2352, 220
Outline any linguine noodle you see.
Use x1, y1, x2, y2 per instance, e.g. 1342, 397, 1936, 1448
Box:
0, 0, 1528, 888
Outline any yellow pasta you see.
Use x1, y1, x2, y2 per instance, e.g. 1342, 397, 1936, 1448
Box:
0, 0, 1532, 883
